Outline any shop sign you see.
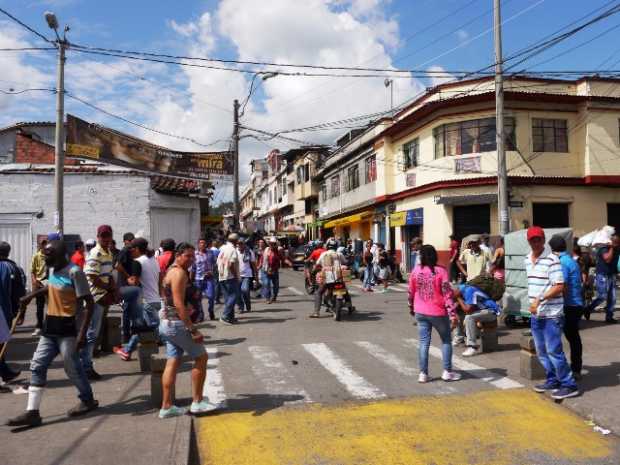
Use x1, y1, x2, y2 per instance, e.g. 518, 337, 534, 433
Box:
406, 208, 424, 225
389, 211, 407, 227
455, 156, 481, 174
406, 173, 416, 187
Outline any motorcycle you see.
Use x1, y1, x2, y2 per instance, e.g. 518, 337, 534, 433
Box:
324, 274, 355, 321
304, 262, 317, 295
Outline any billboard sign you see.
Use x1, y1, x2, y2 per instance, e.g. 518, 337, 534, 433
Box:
65, 114, 233, 180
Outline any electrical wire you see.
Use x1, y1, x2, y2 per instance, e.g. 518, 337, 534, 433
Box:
0, 47, 56, 52
65, 92, 230, 150
0, 7, 55, 45
0, 87, 54, 95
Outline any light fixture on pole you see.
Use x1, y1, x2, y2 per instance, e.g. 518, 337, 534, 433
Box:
45, 11, 69, 235
384, 78, 394, 112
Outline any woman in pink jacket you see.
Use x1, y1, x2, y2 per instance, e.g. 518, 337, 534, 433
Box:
408, 245, 461, 383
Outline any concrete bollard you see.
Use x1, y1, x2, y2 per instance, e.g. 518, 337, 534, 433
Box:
101, 315, 121, 353
138, 332, 158, 373
520, 330, 546, 380
150, 353, 169, 409
477, 319, 499, 353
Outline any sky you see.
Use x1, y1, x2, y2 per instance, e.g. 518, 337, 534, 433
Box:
1, 0, 620, 204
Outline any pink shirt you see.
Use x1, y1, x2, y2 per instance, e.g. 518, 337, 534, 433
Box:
408, 265, 456, 318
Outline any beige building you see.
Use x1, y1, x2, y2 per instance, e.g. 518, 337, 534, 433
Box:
373, 75, 620, 266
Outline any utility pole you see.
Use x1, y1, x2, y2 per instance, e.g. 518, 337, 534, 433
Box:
494, 0, 509, 235
232, 99, 240, 231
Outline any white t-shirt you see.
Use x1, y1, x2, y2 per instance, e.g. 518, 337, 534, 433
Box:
237, 248, 255, 278
217, 242, 239, 281
136, 255, 160, 303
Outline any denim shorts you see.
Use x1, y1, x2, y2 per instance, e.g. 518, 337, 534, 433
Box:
159, 319, 206, 359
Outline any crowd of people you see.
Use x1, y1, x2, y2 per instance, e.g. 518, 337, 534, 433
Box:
0, 223, 617, 425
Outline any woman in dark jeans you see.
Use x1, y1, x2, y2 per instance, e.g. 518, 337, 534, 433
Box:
408, 245, 461, 383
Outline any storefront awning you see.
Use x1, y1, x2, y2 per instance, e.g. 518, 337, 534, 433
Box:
434, 193, 497, 206
323, 210, 373, 229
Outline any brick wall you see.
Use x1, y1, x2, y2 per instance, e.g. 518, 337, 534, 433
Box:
14, 133, 78, 165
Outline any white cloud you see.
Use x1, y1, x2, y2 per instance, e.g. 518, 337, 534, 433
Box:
0, 22, 53, 125
456, 29, 469, 43
426, 65, 455, 88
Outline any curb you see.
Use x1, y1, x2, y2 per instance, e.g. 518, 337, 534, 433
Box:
167, 414, 193, 465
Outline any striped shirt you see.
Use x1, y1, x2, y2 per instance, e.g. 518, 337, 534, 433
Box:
525, 250, 564, 318
84, 243, 114, 303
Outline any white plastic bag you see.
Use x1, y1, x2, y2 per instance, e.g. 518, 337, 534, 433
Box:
578, 226, 615, 247
578, 230, 598, 247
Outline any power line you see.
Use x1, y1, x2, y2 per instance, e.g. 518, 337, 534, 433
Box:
0, 87, 54, 95
65, 92, 230, 150
0, 47, 56, 52
0, 7, 55, 45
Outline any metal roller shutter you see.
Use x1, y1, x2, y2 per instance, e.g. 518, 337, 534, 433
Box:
452, 204, 491, 240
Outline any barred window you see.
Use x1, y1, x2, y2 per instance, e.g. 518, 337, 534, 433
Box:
403, 138, 419, 169
433, 117, 516, 158
330, 174, 340, 198
345, 164, 360, 191
532, 118, 568, 152
365, 155, 377, 183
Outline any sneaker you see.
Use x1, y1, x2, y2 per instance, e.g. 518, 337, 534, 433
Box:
190, 399, 218, 414
441, 370, 461, 382
551, 386, 580, 400
6, 410, 42, 427
219, 317, 234, 326
452, 337, 465, 347
31, 328, 42, 337
418, 372, 429, 383
309, 312, 320, 318
86, 369, 102, 381
462, 347, 478, 357
379, 289, 388, 294
67, 399, 99, 417
605, 318, 618, 324
159, 405, 187, 419
533, 382, 560, 393
209, 313, 216, 321
113, 346, 130, 361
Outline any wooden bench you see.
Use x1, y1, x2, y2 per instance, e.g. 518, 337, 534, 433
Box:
476, 319, 498, 353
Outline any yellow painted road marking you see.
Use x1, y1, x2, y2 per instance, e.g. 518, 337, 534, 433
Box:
197, 389, 615, 465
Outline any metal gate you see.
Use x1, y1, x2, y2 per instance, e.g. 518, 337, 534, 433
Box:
452, 204, 491, 240
0, 214, 32, 281
150, 208, 192, 248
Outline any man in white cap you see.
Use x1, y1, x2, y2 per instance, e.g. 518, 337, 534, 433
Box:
217, 233, 240, 325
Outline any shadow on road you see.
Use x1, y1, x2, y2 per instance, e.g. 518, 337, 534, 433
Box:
211, 393, 306, 417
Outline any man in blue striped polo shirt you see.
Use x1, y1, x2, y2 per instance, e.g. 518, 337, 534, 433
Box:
525, 226, 579, 399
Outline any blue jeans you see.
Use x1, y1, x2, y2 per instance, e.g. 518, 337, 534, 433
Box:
363, 265, 374, 289
220, 278, 239, 321
415, 313, 453, 374
258, 270, 268, 298
195, 278, 215, 319
119, 286, 142, 342
124, 301, 161, 354
238, 277, 253, 311
588, 273, 616, 319
31, 335, 94, 402
80, 302, 106, 371
264, 273, 279, 300
530, 316, 577, 389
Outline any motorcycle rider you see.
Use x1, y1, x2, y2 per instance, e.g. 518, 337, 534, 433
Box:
310, 238, 347, 318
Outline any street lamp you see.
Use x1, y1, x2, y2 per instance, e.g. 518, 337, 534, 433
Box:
45, 12, 68, 235
384, 78, 394, 111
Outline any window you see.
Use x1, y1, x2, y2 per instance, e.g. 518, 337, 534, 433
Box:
403, 138, 419, 169
533, 203, 569, 228
365, 155, 377, 183
281, 177, 287, 196
304, 163, 310, 182
532, 118, 568, 152
345, 164, 360, 191
330, 174, 340, 198
296, 166, 303, 184
320, 182, 327, 202
433, 117, 516, 158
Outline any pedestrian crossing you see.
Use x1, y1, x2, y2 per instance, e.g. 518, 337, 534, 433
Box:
202, 336, 522, 411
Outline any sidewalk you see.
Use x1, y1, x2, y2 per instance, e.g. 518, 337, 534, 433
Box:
0, 306, 198, 465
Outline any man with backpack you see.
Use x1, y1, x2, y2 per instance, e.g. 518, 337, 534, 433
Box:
453, 283, 500, 357
0, 241, 25, 385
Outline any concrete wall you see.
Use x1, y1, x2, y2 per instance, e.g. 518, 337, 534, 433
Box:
0, 172, 199, 249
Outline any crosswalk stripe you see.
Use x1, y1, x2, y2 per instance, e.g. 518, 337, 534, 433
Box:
386, 286, 406, 292
354, 341, 416, 377
287, 286, 305, 296
303, 343, 387, 400
403, 339, 523, 390
248, 346, 312, 404
395, 283, 410, 291
205, 347, 227, 408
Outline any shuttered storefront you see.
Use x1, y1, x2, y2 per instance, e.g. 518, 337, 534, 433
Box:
452, 204, 491, 240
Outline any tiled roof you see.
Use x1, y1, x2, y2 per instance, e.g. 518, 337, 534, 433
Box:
0, 121, 54, 133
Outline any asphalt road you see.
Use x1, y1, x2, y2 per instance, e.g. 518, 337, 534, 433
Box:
195, 269, 620, 465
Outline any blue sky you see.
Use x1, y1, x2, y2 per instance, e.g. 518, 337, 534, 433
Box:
1, 0, 620, 203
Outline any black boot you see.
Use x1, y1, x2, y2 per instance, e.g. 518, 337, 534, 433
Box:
67, 399, 99, 417
6, 410, 42, 427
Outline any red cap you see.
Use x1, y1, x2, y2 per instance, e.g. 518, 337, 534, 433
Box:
527, 226, 545, 240
97, 224, 113, 236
